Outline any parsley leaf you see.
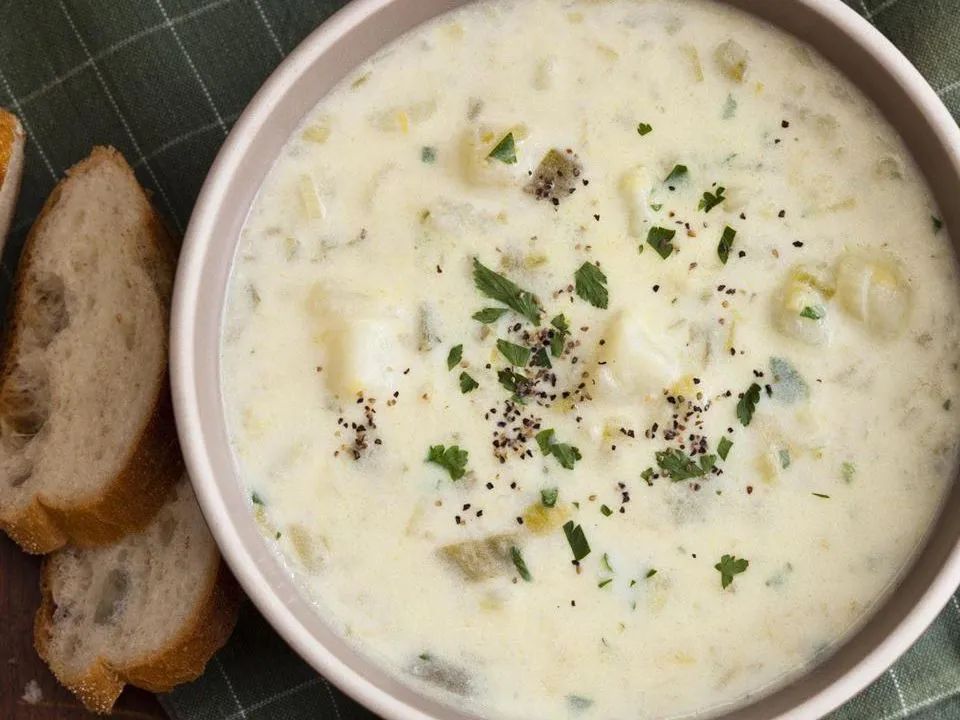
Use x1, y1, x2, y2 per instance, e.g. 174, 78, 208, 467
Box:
550, 314, 569, 357
497, 339, 531, 367
737, 383, 762, 426
715, 554, 749, 589
645, 568, 658, 579
717, 225, 736, 264
933, 215, 943, 233
421, 146, 437, 163
251, 492, 265, 506
488, 132, 517, 164
600, 504, 613, 517
511, 546, 532, 581
637, 122, 653, 136
459, 372, 479, 394
530, 347, 552, 368
812, 492, 831, 499
698, 186, 726, 212
598, 578, 613, 589
472, 307, 508, 324
717, 436, 734, 461
574, 262, 609, 309
655, 448, 706, 481
447, 344, 463, 371
536, 428, 582, 470
472, 258, 541, 324
799, 305, 825, 320
664, 164, 688, 184
426, 444, 469, 480
541, 487, 559, 507
497, 367, 528, 395
562, 520, 591, 561
647, 226, 677, 259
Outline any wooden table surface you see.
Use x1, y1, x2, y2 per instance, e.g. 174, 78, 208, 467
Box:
1, 533, 166, 720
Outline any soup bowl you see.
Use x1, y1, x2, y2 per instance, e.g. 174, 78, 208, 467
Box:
170, 1, 960, 718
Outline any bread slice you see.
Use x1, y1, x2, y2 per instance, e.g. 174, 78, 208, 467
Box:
0, 109, 25, 245
0, 147, 182, 553
35, 477, 241, 714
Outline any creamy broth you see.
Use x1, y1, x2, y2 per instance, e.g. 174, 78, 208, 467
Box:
220, 1, 960, 718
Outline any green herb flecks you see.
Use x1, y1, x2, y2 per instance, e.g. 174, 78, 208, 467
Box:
645, 568, 658, 579
562, 521, 591, 561
535, 428, 582, 470
698, 186, 726, 213
722, 94, 737, 119
664, 164, 688, 184
715, 554, 749, 589
779, 449, 791, 469
717, 436, 733, 461
541, 487, 559, 508
426, 444, 469, 480
550, 314, 569, 357
251, 492, 265, 506
799, 305, 825, 320
497, 367, 528, 396
459, 372, 479, 394
933, 215, 943, 233
600, 504, 613, 517
472, 258, 541, 324
655, 448, 714, 481
472, 307, 508, 324
530, 347, 552, 369
574, 262, 609, 309
497, 339, 531, 367
421, 146, 437, 163
647, 226, 677, 259
510, 546, 532, 581
488, 132, 517, 164
600, 553, 614, 572
737, 383, 762, 426
812, 492, 831, 499
637, 122, 653, 136
718, 226, 736, 264
568, 695, 594, 712
640, 467, 655, 485
447, 344, 463, 371
842, 461, 856, 483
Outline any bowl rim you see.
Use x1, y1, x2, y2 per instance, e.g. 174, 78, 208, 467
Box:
171, 1, 960, 719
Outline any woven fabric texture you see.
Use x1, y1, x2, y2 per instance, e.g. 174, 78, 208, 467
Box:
1, 1, 959, 718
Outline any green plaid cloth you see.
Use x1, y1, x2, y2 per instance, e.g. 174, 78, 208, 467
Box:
1, 1, 959, 718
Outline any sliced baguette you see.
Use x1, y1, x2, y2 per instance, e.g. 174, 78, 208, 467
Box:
35, 476, 241, 714
0, 109, 25, 246
0, 147, 182, 553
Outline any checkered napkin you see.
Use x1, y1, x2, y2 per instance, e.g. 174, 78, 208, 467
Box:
2, 1, 959, 718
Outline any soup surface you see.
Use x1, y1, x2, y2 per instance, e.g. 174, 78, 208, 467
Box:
221, 1, 960, 717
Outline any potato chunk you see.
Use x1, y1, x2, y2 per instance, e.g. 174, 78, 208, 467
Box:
620, 166, 654, 238
594, 310, 680, 401
715, 39, 749, 82
835, 252, 911, 337
460, 125, 526, 187
774, 266, 833, 346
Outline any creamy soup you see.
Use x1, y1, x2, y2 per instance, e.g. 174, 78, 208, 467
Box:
220, 1, 960, 718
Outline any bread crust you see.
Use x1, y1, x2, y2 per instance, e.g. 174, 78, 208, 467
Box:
0, 147, 181, 553
0, 109, 25, 244
35, 554, 242, 714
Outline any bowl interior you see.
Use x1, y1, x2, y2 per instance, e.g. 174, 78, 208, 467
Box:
172, 1, 960, 719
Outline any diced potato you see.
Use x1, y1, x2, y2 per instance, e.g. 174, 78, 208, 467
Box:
460, 124, 527, 186
774, 266, 834, 346
594, 310, 681, 401
306, 284, 413, 398
370, 99, 437, 132
439, 534, 517, 581
835, 252, 911, 337
715, 39, 749, 82
534, 56, 558, 90
620, 166, 653, 238
681, 44, 704, 82
298, 175, 325, 221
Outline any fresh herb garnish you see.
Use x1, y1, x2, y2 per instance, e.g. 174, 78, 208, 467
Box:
511, 546, 532, 581
497, 367, 528, 395
933, 215, 943, 233
645, 568, 658, 579
664, 164, 688, 184
737, 383, 762, 426
655, 448, 713, 481
574, 262, 609, 309
447, 344, 463, 371
698, 186, 726, 212
472, 258, 541, 324
251, 492, 265, 506
426, 444, 469, 480
550, 314, 569, 357
717, 225, 736, 264
600, 553, 614, 572
598, 578, 613, 589
640, 467, 655, 484
717, 436, 733, 461
541, 487, 559, 508
600, 504, 613, 517
459, 372, 479, 394
530, 347, 552, 368
472, 307, 508, 324
779, 449, 791, 469
562, 521, 591, 561
722, 94, 737, 119
637, 122, 653, 136
568, 695, 594, 712
841, 461, 856, 483
715, 554, 749, 589
647, 226, 677, 259
650, 202, 663, 212
421, 146, 437, 163
799, 305, 825, 320
812, 492, 831, 499
488, 132, 517, 164
535, 429, 582, 469
497, 339, 531, 367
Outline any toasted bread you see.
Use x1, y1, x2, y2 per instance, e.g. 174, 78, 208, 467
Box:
0, 147, 182, 553
0, 109, 25, 245
35, 477, 241, 713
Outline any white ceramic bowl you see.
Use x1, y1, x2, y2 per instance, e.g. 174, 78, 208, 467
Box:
171, 1, 960, 718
